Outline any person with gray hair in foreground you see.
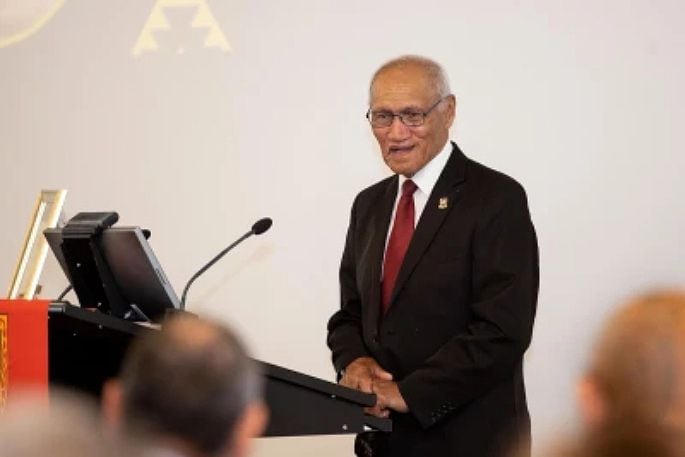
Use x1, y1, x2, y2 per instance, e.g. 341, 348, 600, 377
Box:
103, 315, 268, 457
0, 391, 130, 457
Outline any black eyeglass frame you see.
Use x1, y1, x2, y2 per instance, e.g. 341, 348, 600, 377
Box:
365, 96, 449, 128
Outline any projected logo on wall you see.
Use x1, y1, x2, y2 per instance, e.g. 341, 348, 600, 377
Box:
0, 0, 65, 48
133, 0, 231, 57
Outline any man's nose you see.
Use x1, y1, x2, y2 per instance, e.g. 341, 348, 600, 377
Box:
387, 116, 411, 140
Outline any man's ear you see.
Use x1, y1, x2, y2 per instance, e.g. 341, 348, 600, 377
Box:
577, 375, 607, 428
228, 401, 269, 457
101, 379, 124, 431
443, 94, 457, 128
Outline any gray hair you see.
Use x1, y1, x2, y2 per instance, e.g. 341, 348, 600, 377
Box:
369, 55, 452, 103
0, 391, 131, 457
120, 316, 262, 457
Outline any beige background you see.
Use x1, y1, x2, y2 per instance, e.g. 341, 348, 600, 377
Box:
1, 1, 684, 455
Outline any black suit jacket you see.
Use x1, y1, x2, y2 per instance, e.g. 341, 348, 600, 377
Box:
328, 144, 539, 457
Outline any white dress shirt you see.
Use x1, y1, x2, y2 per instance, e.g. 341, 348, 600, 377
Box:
382, 140, 453, 271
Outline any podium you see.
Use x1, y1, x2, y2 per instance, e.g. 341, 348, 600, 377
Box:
46, 302, 390, 436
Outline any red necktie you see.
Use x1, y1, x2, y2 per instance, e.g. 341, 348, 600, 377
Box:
381, 179, 417, 313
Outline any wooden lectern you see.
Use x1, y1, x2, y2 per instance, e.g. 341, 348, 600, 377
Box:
1, 299, 390, 436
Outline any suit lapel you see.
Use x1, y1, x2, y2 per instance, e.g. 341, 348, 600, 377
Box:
364, 176, 398, 329
388, 145, 468, 308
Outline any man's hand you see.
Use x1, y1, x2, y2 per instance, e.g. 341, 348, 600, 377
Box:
340, 358, 407, 418
340, 357, 393, 393
370, 380, 409, 415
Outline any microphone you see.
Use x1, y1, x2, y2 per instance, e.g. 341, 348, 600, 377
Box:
252, 217, 272, 235
180, 217, 273, 310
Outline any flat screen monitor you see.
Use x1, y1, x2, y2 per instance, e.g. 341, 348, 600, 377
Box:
44, 226, 179, 322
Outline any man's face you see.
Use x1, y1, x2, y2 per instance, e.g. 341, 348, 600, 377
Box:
369, 65, 455, 177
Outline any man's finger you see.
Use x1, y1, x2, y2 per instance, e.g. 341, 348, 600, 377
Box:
339, 375, 355, 389
358, 377, 373, 393
365, 405, 388, 418
372, 366, 393, 381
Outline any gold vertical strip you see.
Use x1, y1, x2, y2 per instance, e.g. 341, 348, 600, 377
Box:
0, 314, 8, 410
7, 190, 67, 299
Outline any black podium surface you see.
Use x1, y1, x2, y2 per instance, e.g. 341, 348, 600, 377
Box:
47, 303, 391, 436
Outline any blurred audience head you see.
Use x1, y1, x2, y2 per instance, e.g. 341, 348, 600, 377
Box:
0, 390, 128, 457
546, 423, 685, 457
103, 315, 267, 457
578, 289, 685, 430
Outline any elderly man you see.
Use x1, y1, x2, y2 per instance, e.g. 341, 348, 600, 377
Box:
327, 55, 539, 457
103, 316, 267, 457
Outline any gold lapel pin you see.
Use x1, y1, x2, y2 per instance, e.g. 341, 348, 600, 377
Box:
438, 197, 449, 209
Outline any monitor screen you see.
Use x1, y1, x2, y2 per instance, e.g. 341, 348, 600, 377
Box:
45, 226, 179, 322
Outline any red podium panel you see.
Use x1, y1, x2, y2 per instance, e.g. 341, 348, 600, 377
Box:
0, 299, 50, 408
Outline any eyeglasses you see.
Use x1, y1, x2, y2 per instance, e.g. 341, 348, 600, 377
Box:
366, 96, 447, 128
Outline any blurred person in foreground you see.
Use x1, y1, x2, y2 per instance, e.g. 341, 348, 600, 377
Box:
577, 289, 685, 434
0, 390, 128, 457
103, 315, 268, 457
530, 290, 685, 457
542, 425, 684, 457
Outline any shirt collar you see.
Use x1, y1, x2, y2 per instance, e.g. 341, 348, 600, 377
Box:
398, 140, 452, 196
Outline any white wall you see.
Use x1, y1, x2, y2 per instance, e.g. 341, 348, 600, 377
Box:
1, 1, 684, 455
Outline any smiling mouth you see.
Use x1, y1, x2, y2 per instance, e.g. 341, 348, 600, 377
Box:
388, 145, 414, 155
